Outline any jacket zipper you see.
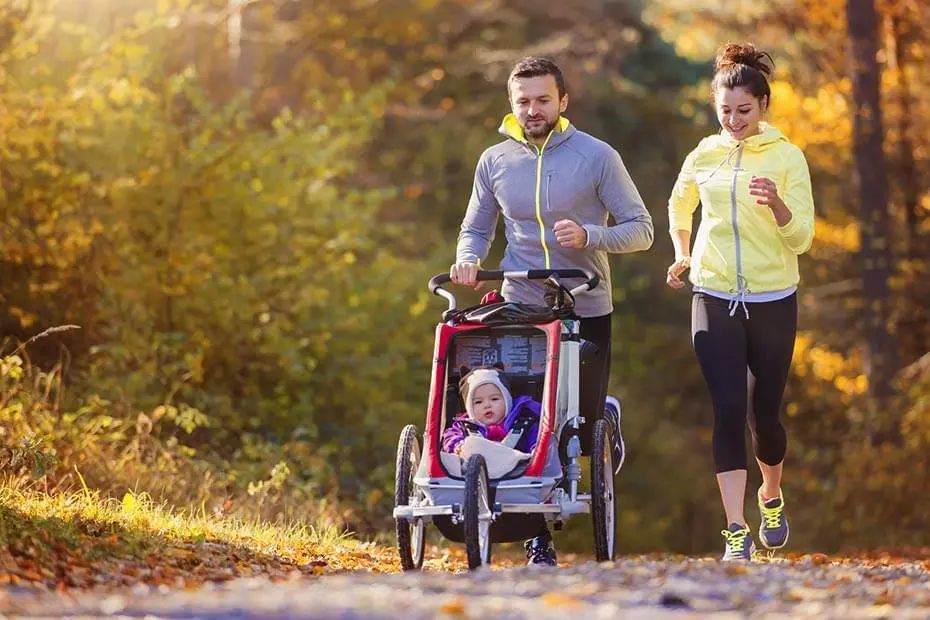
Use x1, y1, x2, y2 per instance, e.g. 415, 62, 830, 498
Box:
533, 133, 555, 269
729, 143, 750, 316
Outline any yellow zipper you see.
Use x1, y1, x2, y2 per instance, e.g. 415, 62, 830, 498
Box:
533, 131, 555, 269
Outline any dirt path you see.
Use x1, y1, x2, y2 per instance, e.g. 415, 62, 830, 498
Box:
3, 554, 930, 618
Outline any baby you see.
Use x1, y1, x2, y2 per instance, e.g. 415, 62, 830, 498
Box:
442, 367, 540, 455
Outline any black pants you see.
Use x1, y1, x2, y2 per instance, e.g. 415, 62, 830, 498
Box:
579, 314, 612, 454
531, 313, 612, 542
691, 293, 797, 473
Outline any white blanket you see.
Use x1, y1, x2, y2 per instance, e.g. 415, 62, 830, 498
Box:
455, 435, 531, 479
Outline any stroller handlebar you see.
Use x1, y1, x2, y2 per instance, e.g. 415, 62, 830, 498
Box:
428, 269, 600, 312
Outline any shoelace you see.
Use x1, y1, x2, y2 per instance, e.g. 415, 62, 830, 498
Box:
760, 500, 785, 529
721, 527, 749, 554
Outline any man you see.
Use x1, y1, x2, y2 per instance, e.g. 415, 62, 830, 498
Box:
450, 57, 653, 565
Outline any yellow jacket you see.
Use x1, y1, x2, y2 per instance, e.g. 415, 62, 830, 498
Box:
668, 123, 815, 295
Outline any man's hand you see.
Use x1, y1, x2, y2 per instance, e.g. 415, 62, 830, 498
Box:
450, 261, 479, 287
554, 219, 587, 248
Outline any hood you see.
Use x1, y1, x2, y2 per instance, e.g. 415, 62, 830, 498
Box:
498, 113, 574, 150
708, 122, 787, 151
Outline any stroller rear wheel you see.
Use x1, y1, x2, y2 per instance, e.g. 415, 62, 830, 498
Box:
591, 417, 616, 561
463, 454, 492, 570
395, 424, 425, 571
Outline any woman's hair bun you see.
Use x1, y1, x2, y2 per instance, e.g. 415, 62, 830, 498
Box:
715, 42, 774, 77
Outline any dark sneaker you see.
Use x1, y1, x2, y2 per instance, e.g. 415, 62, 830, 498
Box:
757, 489, 789, 549
604, 396, 626, 474
524, 536, 557, 567
721, 522, 755, 561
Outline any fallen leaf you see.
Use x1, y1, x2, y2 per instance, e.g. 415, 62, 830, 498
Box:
541, 592, 582, 607
439, 597, 467, 616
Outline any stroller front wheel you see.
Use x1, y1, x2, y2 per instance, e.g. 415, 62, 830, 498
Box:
463, 454, 492, 570
395, 424, 425, 571
591, 418, 616, 561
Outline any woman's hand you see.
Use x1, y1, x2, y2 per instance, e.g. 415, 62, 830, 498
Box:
666, 256, 691, 289
749, 176, 792, 226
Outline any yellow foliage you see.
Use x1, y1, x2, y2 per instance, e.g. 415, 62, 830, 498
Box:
768, 80, 852, 151
808, 345, 847, 383
122, 490, 139, 513
107, 79, 133, 106
792, 332, 866, 401
9, 306, 36, 328
811, 218, 859, 253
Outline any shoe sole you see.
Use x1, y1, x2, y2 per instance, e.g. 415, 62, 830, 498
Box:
722, 542, 756, 561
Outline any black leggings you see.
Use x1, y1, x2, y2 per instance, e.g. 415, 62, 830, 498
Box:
691, 293, 797, 473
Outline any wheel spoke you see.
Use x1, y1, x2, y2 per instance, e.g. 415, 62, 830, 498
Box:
606, 444, 615, 554
411, 518, 424, 563
478, 472, 491, 563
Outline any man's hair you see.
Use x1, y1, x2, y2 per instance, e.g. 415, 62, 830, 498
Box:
507, 57, 567, 99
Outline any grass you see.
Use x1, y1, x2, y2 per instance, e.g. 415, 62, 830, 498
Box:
0, 476, 401, 590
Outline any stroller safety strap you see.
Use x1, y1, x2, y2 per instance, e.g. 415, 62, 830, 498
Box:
463, 410, 536, 450
502, 411, 537, 449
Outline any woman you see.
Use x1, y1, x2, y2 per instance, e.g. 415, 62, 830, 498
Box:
666, 43, 815, 561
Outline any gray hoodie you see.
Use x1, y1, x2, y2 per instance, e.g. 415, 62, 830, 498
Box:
456, 114, 654, 317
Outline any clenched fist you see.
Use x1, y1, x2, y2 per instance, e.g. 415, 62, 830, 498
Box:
553, 219, 587, 248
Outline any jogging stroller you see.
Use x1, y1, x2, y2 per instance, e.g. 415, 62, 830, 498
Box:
393, 269, 623, 570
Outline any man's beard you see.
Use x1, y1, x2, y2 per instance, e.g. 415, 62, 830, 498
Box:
523, 116, 558, 139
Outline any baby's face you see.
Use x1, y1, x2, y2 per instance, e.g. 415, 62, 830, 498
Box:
471, 383, 507, 426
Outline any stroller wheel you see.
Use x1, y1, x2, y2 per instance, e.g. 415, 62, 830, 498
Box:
395, 425, 425, 571
463, 454, 493, 570
591, 418, 616, 561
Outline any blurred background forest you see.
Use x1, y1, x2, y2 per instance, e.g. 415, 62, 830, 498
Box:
2, 0, 928, 554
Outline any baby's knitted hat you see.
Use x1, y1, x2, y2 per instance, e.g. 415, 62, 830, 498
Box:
459, 367, 512, 426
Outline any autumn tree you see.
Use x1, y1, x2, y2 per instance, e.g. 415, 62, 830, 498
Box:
847, 0, 895, 402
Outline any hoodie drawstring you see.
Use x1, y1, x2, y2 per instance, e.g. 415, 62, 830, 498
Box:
728, 274, 751, 319
699, 143, 741, 185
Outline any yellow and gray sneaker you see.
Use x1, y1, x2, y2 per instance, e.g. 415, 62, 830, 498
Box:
721, 522, 755, 561
758, 490, 789, 549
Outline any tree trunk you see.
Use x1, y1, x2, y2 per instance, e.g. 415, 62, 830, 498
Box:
885, 14, 921, 261
229, 0, 257, 90
846, 0, 896, 402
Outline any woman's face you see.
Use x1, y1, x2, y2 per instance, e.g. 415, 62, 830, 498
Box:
715, 87, 766, 141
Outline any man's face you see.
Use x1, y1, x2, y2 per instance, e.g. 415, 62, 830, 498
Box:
508, 74, 568, 140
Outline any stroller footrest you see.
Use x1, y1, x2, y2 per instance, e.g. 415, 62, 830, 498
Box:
393, 505, 454, 519
498, 503, 562, 514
